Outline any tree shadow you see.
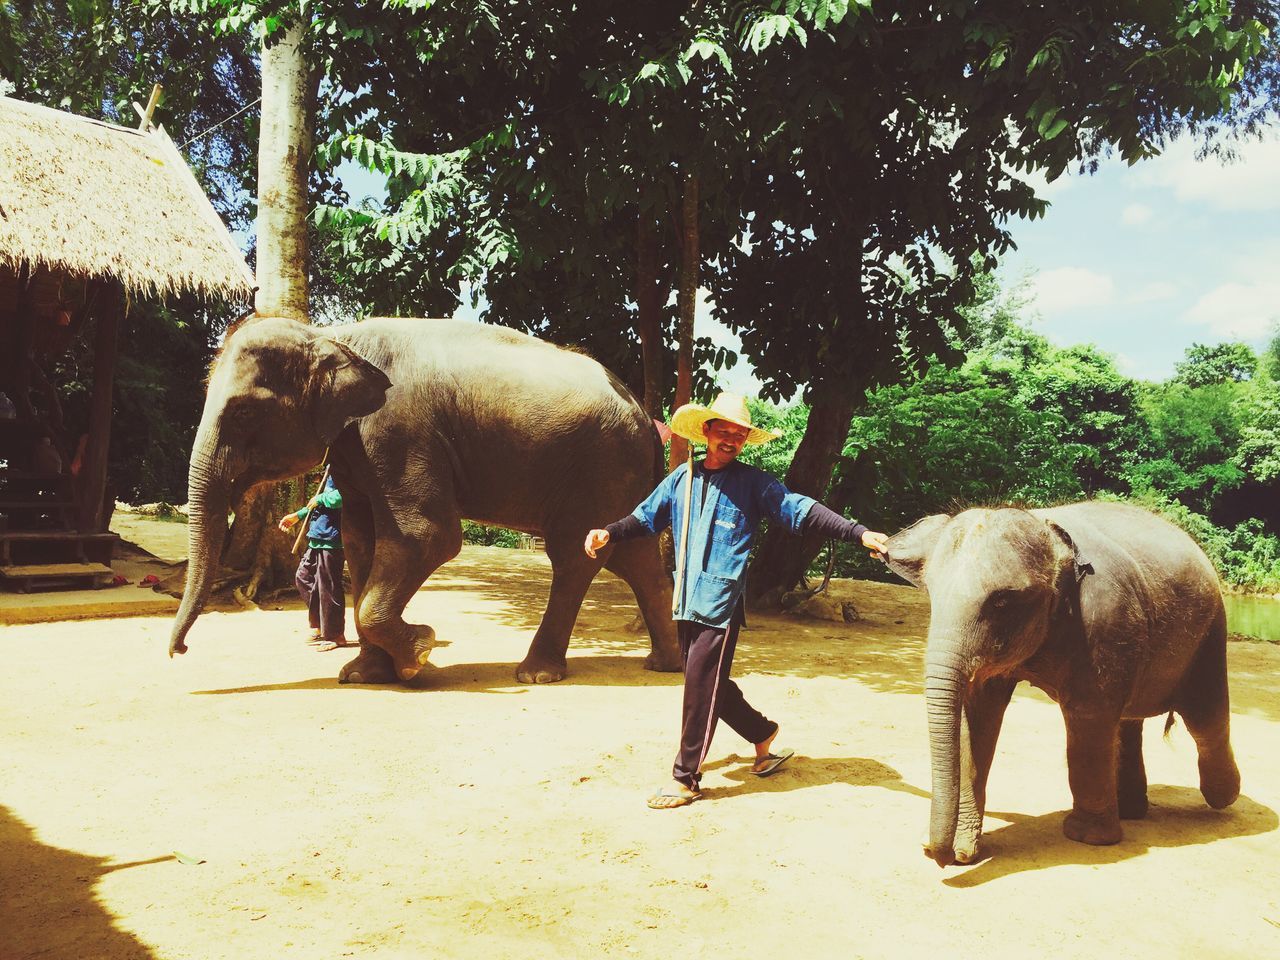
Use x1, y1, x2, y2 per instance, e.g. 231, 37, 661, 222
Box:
189, 654, 685, 697
696, 754, 931, 804
942, 785, 1278, 888
422, 550, 932, 694
0, 803, 172, 959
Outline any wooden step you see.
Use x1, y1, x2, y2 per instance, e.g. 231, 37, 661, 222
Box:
0, 531, 118, 543
0, 562, 114, 593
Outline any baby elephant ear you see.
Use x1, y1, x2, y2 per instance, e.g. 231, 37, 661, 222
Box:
883, 513, 951, 589
308, 337, 392, 444
1046, 520, 1094, 583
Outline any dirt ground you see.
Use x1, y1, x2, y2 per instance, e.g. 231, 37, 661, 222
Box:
2, 529, 1278, 959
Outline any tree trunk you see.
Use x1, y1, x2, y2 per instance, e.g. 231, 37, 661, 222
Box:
77, 283, 122, 533
229, 15, 316, 599
745, 389, 859, 605
635, 211, 664, 419
254, 18, 314, 320
669, 170, 698, 471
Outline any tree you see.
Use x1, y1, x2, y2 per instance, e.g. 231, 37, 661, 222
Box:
1174, 341, 1258, 387
220, 12, 319, 599
726, 0, 1274, 602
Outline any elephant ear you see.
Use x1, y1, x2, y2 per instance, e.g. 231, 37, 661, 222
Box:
307, 337, 392, 445
883, 513, 952, 589
1045, 520, 1094, 585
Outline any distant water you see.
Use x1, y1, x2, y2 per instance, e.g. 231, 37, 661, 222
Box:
1223, 593, 1280, 642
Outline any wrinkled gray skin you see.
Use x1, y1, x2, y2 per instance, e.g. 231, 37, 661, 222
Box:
170, 315, 682, 684
886, 501, 1240, 868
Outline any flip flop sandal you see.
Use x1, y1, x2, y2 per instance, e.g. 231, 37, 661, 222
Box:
314, 638, 357, 652
647, 786, 701, 809
752, 748, 795, 777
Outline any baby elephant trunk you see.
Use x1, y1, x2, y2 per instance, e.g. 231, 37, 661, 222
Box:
924, 644, 968, 867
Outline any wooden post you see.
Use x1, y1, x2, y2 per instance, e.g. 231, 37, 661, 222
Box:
133, 83, 163, 131
77, 283, 122, 532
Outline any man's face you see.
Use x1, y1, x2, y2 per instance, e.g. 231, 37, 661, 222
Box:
703, 420, 750, 463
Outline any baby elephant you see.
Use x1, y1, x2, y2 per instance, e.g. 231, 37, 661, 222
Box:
886, 501, 1240, 868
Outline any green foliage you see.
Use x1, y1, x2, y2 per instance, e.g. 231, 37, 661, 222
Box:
1128, 380, 1247, 512
460, 521, 523, 549
846, 362, 1088, 532
1175, 341, 1258, 386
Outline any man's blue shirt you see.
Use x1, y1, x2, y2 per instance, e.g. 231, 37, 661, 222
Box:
631, 460, 816, 628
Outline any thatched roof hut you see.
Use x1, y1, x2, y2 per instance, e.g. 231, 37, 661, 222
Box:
0, 95, 253, 300
0, 95, 253, 550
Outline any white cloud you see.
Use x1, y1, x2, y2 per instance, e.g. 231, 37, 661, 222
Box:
1120, 203, 1153, 226
1029, 267, 1116, 314
1183, 280, 1280, 340
1137, 134, 1280, 212
1126, 281, 1178, 304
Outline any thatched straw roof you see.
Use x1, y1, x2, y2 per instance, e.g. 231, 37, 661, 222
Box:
0, 96, 254, 301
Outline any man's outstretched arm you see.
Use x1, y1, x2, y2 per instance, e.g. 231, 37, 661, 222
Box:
584, 515, 650, 558
803, 503, 889, 556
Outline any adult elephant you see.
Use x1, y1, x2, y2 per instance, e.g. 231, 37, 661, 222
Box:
885, 501, 1240, 867
169, 315, 682, 685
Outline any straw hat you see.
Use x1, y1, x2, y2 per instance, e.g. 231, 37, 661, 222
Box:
669, 392, 781, 446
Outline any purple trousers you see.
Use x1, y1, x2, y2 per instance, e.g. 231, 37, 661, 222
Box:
295, 547, 346, 640
672, 619, 775, 790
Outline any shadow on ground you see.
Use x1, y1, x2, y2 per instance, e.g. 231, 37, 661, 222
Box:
0, 803, 172, 960
943, 786, 1278, 888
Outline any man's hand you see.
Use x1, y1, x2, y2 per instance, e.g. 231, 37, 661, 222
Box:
861, 529, 890, 558
583, 528, 610, 558
278, 514, 300, 534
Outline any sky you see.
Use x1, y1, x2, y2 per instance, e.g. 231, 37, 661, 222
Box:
1000, 131, 1280, 382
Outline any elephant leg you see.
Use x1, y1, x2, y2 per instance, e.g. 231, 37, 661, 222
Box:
1061, 708, 1123, 845
515, 535, 601, 684
349, 517, 462, 685
1117, 719, 1148, 819
602, 538, 681, 672
1177, 617, 1240, 809
334, 493, 399, 685
954, 677, 1016, 863
340, 492, 374, 611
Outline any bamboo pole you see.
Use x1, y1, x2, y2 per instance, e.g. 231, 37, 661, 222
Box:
291, 455, 331, 555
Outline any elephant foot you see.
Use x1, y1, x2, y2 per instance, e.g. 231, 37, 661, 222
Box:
338, 645, 397, 685
1199, 758, 1240, 809
368, 625, 445, 683
952, 829, 982, 864
644, 648, 682, 673
1063, 809, 1122, 846
516, 656, 567, 684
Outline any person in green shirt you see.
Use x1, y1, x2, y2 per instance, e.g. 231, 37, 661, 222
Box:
277, 475, 350, 651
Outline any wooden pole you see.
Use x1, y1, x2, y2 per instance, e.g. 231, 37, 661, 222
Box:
133, 83, 163, 131
77, 282, 121, 532
291, 459, 331, 555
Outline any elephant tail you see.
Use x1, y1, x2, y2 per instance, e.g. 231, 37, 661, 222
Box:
1163, 710, 1178, 738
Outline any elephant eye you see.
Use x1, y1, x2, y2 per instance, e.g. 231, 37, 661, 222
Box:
985, 589, 1025, 616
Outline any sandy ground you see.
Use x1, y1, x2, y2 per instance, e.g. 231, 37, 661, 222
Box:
2, 531, 1279, 959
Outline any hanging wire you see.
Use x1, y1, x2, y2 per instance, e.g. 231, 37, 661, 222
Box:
177, 96, 263, 150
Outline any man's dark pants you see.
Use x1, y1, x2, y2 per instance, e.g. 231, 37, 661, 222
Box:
295, 547, 345, 639
673, 618, 776, 790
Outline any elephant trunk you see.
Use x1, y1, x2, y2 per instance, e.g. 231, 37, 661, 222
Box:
924, 643, 969, 867
169, 427, 232, 657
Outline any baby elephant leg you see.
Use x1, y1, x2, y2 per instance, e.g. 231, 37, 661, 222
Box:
1116, 719, 1148, 820
1177, 628, 1240, 809
1062, 708, 1123, 846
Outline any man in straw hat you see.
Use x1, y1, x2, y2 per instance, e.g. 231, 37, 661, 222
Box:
584, 392, 888, 809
